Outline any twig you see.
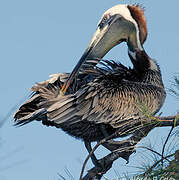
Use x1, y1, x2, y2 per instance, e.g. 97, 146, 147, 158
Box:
79, 131, 121, 180
136, 146, 170, 163
143, 153, 175, 176
79, 139, 105, 180
156, 115, 179, 125
161, 124, 174, 166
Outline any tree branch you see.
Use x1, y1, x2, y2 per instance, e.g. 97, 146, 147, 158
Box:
80, 115, 179, 180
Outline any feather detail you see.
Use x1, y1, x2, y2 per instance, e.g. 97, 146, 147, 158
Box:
14, 59, 166, 141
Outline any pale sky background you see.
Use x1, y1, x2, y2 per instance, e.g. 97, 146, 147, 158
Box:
0, 0, 179, 180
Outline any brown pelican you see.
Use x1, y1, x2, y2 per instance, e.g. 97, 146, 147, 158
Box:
14, 4, 166, 165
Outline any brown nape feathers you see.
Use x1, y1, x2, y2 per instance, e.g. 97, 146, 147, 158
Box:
128, 4, 147, 44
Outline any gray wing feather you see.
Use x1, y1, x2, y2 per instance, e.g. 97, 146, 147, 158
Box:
14, 60, 166, 130
45, 80, 165, 128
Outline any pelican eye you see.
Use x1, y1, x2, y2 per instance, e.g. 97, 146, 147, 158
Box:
98, 14, 111, 29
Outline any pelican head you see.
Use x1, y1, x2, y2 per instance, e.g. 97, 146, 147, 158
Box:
61, 4, 147, 94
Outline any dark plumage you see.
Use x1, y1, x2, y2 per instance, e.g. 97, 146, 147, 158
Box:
14, 55, 166, 141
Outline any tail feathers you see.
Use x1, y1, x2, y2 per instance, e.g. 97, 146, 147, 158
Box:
14, 73, 66, 126
14, 108, 47, 126
14, 94, 42, 119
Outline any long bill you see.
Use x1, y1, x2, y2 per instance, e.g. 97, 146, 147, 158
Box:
60, 45, 93, 95
60, 14, 143, 95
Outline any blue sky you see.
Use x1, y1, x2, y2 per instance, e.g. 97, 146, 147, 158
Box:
0, 0, 179, 179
